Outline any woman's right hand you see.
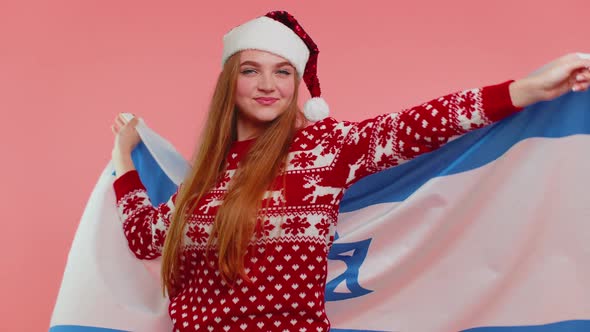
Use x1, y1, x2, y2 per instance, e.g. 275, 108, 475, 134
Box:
111, 113, 141, 155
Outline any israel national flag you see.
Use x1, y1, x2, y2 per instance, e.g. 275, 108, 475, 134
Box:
50, 89, 590, 332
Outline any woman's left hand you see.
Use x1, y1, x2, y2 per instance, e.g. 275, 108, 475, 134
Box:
509, 52, 590, 108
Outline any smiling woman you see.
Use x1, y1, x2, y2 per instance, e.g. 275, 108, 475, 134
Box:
234, 50, 298, 141
106, 9, 590, 332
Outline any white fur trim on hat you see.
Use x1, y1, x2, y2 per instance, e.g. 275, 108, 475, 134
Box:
303, 97, 329, 122
222, 16, 310, 78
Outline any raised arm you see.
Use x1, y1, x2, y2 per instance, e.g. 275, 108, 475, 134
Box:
111, 115, 177, 260
333, 53, 590, 186
332, 80, 520, 186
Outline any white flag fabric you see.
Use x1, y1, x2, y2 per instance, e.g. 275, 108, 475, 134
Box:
50, 90, 590, 332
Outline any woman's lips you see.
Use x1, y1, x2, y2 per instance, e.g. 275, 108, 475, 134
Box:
254, 97, 279, 105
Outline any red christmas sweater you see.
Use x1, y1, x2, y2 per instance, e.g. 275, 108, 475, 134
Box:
113, 81, 521, 332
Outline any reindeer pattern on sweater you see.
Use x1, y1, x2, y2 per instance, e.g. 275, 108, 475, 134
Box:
113, 81, 520, 332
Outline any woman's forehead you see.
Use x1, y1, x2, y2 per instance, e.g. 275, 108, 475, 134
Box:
239, 50, 294, 67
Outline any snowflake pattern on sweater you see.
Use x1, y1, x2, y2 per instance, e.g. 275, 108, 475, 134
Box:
113, 81, 521, 332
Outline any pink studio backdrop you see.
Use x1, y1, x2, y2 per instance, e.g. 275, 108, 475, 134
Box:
0, 0, 586, 330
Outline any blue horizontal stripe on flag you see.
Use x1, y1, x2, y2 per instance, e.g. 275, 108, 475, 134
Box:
50, 326, 127, 332
340, 90, 590, 213
318, 319, 590, 331
50, 319, 590, 332
462, 319, 590, 331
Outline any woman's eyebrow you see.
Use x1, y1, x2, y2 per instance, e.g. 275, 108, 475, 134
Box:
274, 61, 292, 68
240, 60, 260, 67
239, 60, 293, 68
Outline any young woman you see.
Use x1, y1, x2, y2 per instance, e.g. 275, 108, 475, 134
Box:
110, 10, 590, 332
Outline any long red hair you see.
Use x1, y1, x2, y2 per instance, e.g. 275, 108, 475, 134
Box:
160, 52, 305, 296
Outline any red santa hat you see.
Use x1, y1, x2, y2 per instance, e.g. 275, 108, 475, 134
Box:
221, 10, 329, 122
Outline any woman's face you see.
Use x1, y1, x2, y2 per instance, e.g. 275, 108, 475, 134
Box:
234, 50, 297, 139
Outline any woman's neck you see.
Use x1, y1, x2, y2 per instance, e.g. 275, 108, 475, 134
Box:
236, 118, 266, 141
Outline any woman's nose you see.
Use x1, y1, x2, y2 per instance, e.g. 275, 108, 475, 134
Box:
257, 73, 275, 92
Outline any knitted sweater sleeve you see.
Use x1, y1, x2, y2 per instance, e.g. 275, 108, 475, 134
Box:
112, 170, 178, 260
334, 80, 523, 186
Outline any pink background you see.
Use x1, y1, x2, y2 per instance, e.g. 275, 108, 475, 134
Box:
0, 0, 587, 330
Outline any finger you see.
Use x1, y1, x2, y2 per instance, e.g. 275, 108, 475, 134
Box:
572, 81, 590, 92
567, 57, 590, 73
115, 116, 125, 128
117, 113, 129, 124
570, 68, 590, 86
128, 117, 139, 127
575, 70, 590, 82
111, 125, 118, 135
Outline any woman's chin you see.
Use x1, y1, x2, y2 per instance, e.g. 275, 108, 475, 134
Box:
251, 111, 283, 123
254, 116, 280, 125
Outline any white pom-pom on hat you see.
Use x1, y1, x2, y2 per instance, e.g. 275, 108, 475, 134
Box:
303, 97, 330, 122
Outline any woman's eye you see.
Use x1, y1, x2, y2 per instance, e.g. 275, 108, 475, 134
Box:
240, 68, 291, 75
